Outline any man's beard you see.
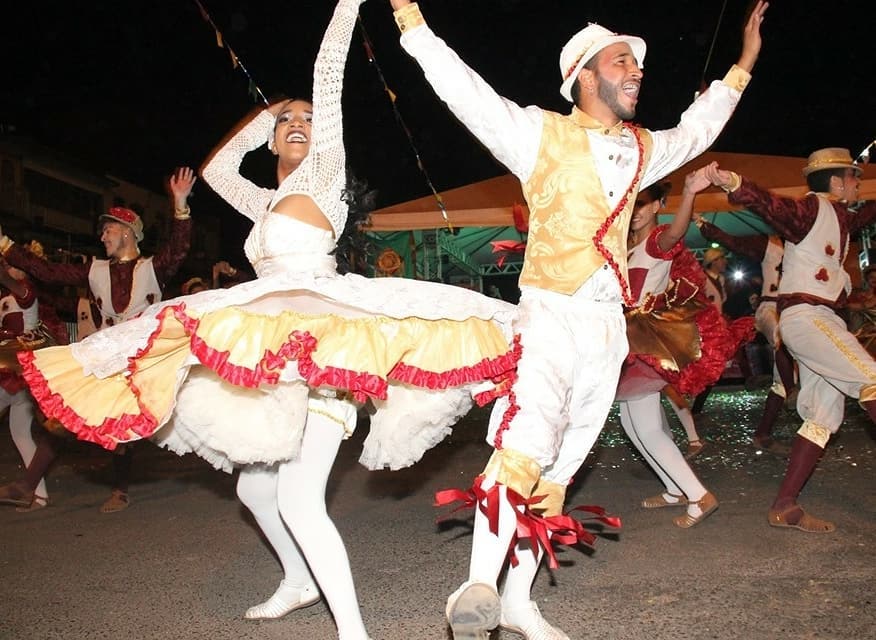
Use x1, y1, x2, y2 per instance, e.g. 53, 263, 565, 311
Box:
596, 73, 636, 121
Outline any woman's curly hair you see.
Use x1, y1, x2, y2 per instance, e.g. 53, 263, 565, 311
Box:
334, 169, 377, 275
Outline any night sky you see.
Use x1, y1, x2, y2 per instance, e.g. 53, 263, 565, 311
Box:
1, 1, 873, 260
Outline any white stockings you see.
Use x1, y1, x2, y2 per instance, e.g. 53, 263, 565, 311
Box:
619, 395, 708, 509
2, 389, 47, 500
277, 410, 369, 640
237, 409, 368, 639
236, 465, 316, 618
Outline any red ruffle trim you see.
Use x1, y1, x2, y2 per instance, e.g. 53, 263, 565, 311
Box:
434, 476, 621, 569
628, 246, 754, 396
668, 247, 706, 290
18, 349, 151, 451
645, 225, 686, 261
670, 304, 739, 396
473, 333, 521, 408
634, 304, 755, 397
18, 303, 520, 448
484, 335, 523, 448
169, 304, 518, 404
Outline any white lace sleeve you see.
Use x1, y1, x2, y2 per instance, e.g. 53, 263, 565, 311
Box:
305, 0, 366, 236
202, 110, 277, 222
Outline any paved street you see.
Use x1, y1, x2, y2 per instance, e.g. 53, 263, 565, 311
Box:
1, 387, 874, 640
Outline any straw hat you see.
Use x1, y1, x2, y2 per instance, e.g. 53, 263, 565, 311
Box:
802, 148, 862, 177
702, 247, 727, 268
559, 23, 646, 102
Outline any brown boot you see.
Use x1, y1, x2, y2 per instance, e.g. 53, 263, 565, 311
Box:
754, 391, 784, 439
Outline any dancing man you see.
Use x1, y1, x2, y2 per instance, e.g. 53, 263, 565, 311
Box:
388, 1, 767, 638
695, 215, 796, 455
703, 148, 876, 533
0, 167, 194, 512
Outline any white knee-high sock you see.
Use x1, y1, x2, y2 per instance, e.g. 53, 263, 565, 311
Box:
236, 465, 314, 590
619, 400, 681, 496
468, 480, 521, 588
622, 395, 706, 502
667, 397, 700, 443
277, 410, 368, 640
5, 391, 47, 500
501, 540, 543, 609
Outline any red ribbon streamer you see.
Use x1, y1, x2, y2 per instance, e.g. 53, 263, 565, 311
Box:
490, 240, 527, 267
434, 477, 622, 570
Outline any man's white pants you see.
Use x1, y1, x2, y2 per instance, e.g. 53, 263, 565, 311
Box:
756, 300, 789, 394
486, 275, 628, 486
780, 304, 876, 438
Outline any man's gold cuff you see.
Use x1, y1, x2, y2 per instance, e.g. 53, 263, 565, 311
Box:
722, 64, 751, 92
721, 172, 742, 193
483, 448, 541, 499
394, 3, 425, 33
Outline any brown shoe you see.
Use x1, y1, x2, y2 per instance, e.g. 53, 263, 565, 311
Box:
16, 495, 49, 513
0, 481, 34, 508
100, 490, 130, 513
684, 440, 706, 461
753, 436, 791, 458
673, 491, 718, 528
641, 493, 688, 509
768, 505, 835, 533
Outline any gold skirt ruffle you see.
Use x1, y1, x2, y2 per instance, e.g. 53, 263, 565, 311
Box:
625, 301, 704, 373
21, 302, 514, 450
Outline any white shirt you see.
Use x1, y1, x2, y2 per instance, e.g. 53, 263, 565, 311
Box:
399, 24, 746, 211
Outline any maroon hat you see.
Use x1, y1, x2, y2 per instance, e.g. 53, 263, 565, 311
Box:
100, 207, 144, 242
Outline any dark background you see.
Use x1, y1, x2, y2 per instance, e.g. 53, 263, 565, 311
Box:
1, 0, 873, 264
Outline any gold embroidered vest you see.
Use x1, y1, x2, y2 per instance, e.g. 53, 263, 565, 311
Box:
518, 109, 653, 298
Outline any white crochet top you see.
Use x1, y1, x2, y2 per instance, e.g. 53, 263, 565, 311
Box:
202, 0, 365, 246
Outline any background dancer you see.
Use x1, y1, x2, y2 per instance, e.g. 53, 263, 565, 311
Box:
695, 215, 796, 456
0, 167, 194, 512
618, 168, 747, 528
703, 148, 876, 533
0, 252, 65, 511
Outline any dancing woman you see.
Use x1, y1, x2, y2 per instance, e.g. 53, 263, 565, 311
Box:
0, 253, 64, 511
618, 166, 751, 527
17, 1, 516, 638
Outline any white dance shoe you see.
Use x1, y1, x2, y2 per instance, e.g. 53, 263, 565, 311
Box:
499, 601, 571, 640
244, 580, 320, 619
445, 580, 501, 640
